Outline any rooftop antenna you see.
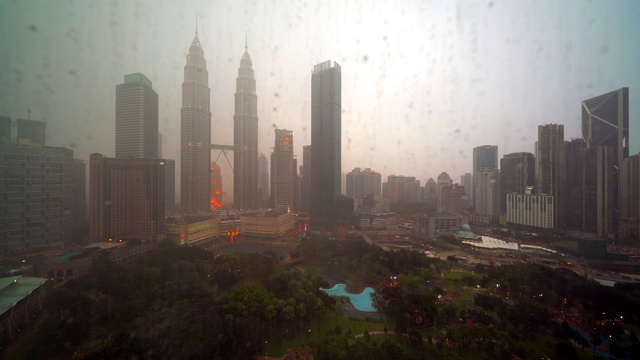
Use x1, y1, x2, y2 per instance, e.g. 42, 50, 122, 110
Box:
245, 31, 248, 50
195, 14, 198, 35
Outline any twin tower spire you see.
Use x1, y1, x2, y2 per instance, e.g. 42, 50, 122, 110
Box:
180, 21, 258, 213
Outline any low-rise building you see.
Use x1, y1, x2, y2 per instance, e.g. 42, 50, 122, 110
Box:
0, 276, 47, 348
165, 216, 221, 246
356, 211, 396, 231
416, 213, 469, 239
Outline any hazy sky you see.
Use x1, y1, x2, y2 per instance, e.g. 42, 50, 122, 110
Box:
1, 0, 639, 203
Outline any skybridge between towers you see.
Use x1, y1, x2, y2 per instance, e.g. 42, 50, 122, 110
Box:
211, 144, 234, 173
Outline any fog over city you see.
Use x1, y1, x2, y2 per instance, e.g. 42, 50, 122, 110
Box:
1, 0, 639, 203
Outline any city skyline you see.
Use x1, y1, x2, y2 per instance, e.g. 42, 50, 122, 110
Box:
2, 0, 640, 205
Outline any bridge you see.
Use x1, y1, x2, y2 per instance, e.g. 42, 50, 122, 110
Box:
211, 144, 234, 173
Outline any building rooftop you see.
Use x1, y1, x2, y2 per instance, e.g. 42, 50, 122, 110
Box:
0, 276, 47, 317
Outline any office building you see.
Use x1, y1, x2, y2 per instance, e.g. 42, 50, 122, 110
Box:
271, 129, 294, 213
582, 88, 629, 238
564, 139, 585, 230
292, 157, 299, 210
475, 167, 500, 218
436, 172, 453, 210
233, 41, 259, 210
163, 159, 176, 216
16, 119, 45, 146
620, 154, 640, 239
310, 60, 341, 228
180, 30, 211, 214
460, 173, 473, 209
500, 152, 535, 214
425, 178, 438, 209
257, 153, 269, 200
210, 162, 223, 210
346, 167, 382, 207
506, 187, 554, 229
416, 213, 469, 239
0, 144, 73, 255
473, 145, 498, 208
536, 124, 564, 226
300, 145, 312, 210
72, 159, 87, 242
0, 116, 10, 144
437, 185, 466, 214
89, 153, 165, 242
115, 73, 159, 158
384, 175, 420, 203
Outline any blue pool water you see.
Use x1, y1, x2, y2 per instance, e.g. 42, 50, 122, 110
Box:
320, 284, 376, 312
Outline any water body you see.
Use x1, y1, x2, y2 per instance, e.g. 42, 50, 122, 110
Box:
320, 284, 377, 312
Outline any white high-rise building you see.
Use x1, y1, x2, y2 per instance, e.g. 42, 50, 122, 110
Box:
115, 73, 158, 159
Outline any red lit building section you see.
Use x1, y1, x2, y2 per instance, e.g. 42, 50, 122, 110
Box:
210, 162, 223, 210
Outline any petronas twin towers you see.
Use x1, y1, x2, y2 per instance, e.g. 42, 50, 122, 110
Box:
180, 29, 258, 213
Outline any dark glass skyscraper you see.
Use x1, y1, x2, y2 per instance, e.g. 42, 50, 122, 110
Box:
536, 124, 564, 227
582, 87, 629, 238
500, 152, 535, 214
180, 31, 211, 214
233, 42, 259, 210
310, 60, 341, 228
563, 138, 585, 231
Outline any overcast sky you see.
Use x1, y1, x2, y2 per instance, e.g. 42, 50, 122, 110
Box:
1, 0, 639, 203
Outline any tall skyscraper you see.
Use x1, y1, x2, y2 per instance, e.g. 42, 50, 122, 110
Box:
72, 159, 87, 242
460, 173, 473, 209
115, 73, 159, 158
257, 153, 269, 200
271, 129, 294, 213
436, 171, 453, 209
180, 30, 211, 214
300, 145, 312, 210
582, 88, 629, 238
500, 152, 535, 214
475, 167, 500, 218
563, 138, 584, 230
620, 154, 640, 239
473, 145, 498, 209
536, 124, 564, 227
233, 40, 259, 210
210, 162, 223, 210
310, 60, 341, 228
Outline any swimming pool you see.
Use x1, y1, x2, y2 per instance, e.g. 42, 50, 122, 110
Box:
320, 284, 377, 312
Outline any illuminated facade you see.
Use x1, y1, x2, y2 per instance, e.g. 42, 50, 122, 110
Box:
210, 161, 223, 210
180, 30, 211, 214
233, 41, 259, 210
165, 217, 220, 246
241, 212, 296, 238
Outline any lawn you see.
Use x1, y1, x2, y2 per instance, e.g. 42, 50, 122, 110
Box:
263, 310, 386, 356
